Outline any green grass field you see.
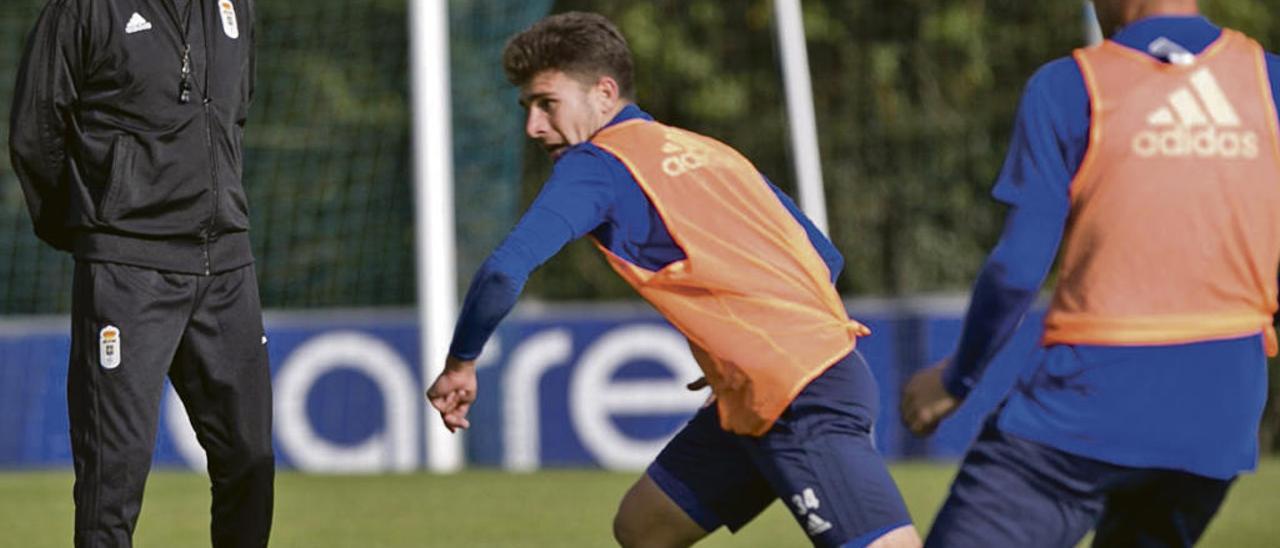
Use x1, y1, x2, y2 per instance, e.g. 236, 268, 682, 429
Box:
2, 460, 1277, 547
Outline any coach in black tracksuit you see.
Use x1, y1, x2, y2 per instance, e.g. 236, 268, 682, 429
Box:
9, 0, 273, 546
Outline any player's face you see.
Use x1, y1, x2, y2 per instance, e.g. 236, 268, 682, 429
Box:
520, 70, 615, 160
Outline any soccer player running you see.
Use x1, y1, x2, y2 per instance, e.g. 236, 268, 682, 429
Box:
900, 1, 1280, 546
426, 11, 920, 548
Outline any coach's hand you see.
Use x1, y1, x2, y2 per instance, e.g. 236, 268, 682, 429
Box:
900, 359, 960, 436
427, 355, 477, 433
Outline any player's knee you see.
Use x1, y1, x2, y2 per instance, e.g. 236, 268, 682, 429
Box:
612, 491, 645, 547
866, 524, 922, 548
614, 478, 703, 548
612, 511, 634, 547
613, 484, 667, 548
613, 513, 680, 548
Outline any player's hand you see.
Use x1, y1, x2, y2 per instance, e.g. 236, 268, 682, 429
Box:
899, 359, 961, 437
426, 355, 477, 433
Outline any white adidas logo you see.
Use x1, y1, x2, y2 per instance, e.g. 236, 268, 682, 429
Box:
659, 131, 710, 177
788, 487, 834, 537
805, 513, 834, 536
125, 12, 152, 34
1132, 67, 1259, 159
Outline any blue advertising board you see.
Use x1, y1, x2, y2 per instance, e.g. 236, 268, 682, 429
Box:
0, 300, 1045, 472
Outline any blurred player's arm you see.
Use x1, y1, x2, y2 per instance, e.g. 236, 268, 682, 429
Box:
901, 65, 1075, 435
764, 175, 845, 283
1268, 51, 1280, 327
9, 1, 82, 252
428, 149, 615, 430
1268, 52, 1280, 118
446, 150, 615, 360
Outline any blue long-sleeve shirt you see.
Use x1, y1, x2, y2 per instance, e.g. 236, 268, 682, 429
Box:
449, 105, 843, 360
943, 16, 1279, 479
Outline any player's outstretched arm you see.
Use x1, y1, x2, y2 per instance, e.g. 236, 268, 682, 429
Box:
899, 66, 1075, 437
900, 359, 961, 436
426, 356, 477, 433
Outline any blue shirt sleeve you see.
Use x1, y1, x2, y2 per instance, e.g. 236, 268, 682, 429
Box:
1268, 52, 1280, 317
942, 61, 1079, 398
447, 147, 616, 360
1269, 52, 1280, 124
763, 175, 845, 283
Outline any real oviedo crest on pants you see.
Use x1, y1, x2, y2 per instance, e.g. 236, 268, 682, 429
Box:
100, 325, 121, 369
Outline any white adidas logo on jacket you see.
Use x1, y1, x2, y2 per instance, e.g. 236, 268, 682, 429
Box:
124, 12, 151, 35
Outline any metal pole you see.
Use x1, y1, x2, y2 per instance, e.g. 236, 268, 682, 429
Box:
1084, 1, 1103, 45
774, 0, 829, 235
409, 0, 463, 472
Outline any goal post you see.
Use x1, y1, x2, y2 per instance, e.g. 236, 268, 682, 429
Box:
409, 0, 463, 473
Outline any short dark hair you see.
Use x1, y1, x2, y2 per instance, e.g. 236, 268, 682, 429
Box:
502, 12, 635, 99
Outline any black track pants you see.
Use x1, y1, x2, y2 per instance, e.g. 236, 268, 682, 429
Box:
68, 261, 274, 547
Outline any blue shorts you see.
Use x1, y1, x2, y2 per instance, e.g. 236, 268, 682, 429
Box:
648, 350, 913, 547
927, 417, 1236, 548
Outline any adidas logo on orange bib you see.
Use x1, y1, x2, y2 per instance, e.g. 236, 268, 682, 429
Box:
659, 131, 710, 177
1132, 67, 1259, 159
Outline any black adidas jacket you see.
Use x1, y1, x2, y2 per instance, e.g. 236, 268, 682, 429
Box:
9, 0, 256, 274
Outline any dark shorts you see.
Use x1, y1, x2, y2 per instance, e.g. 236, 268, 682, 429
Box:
926, 417, 1235, 548
648, 351, 912, 547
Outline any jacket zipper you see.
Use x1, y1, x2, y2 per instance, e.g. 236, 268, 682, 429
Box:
162, 0, 216, 275
201, 0, 218, 276
203, 99, 218, 276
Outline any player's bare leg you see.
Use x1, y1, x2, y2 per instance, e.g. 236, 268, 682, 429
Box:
614, 474, 708, 548
868, 525, 923, 548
